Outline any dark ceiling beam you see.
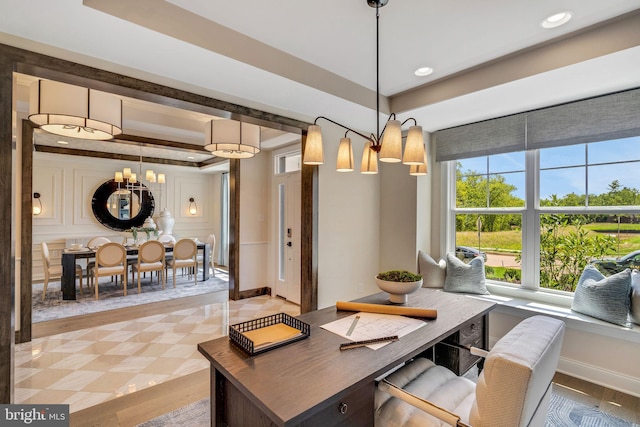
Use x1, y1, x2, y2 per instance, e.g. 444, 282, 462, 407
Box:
115, 134, 211, 154
34, 145, 200, 168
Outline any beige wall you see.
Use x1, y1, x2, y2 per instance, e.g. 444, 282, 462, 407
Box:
317, 125, 381, 308
239, 151, 270, 292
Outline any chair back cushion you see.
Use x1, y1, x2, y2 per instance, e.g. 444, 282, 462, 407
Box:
96, 242, 126, 267
139, 240, 165, 263
87, 237, 111, 248
174, 239, 197, 260
470, 315, 565, 427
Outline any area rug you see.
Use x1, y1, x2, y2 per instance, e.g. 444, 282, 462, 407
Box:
137, 398, 209, 427
32, 269, 229, 323
136, 391, 638, 427
546, 392, 639, 427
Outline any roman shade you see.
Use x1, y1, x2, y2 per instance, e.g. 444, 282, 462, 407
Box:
527, 88, 640, 150
435, 87, 640, 162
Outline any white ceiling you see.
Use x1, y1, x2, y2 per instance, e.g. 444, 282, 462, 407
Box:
2, 0, 640, 161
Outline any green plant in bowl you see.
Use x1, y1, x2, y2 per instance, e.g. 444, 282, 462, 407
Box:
375, 270, 423, 304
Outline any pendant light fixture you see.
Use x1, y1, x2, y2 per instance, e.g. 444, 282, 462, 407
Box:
302, 0, 427, 176
29, 79, 122, 140
204, 118, 261, 159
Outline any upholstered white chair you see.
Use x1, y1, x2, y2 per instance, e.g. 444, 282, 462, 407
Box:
92, 242, 128, 300
375, 315, 565, 427
169, 238, 197, 287
40, 242, 84, 300
131, 240, 165, 293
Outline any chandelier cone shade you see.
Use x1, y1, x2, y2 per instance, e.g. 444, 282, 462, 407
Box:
378, 120, 402, 163
303, 125, 324, 165
336, 137, 354, 172
29, 79, 122, 140
402, 126, 426, 165
409, 151, 428, 176
360, 141, 379, 174
205, 119, 261, 159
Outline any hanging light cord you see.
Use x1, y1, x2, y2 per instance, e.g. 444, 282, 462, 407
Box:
310, 1, 419, 153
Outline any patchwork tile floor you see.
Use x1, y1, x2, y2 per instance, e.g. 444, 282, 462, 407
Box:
15, 294, 300, 413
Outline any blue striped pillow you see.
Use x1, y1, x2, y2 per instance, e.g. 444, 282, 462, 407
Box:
571, 266, 631, 326
443, 252, 489, 295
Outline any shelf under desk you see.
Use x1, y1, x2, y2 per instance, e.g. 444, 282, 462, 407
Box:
198, 288, 496, 427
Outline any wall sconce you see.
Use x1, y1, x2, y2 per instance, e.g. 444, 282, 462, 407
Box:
188, 197, 197, 215
33, 192, 43, 215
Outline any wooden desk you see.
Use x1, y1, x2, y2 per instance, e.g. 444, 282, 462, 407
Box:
198, 288, 495, 426
61, 242, 210, 300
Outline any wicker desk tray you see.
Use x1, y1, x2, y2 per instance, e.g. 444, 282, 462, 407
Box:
229, 313, 311, 355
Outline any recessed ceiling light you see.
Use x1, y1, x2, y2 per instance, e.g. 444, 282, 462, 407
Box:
187, 156, 195, 160
414, 67, 434, 77
56, 140, 69, 145
541, 11, 572, 29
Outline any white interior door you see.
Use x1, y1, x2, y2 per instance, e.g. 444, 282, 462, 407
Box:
275, 172, 301, 304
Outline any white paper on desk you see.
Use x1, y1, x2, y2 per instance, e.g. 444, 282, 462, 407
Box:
321, 312, 425, 349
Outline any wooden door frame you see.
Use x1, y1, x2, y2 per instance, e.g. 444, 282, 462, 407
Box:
0, 42, 319, 403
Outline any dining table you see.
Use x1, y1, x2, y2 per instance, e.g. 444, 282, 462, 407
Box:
61, 241, 210, 300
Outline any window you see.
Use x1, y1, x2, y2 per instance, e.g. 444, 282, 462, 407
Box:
275, 151, 301, 174
451, 136, 640, 293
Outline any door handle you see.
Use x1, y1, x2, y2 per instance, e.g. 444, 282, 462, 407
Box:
287, 242, 292, 247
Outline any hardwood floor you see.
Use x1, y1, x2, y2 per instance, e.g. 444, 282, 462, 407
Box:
31, 296, 640, 426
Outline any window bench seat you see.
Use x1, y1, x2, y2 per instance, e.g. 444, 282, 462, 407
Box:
471, 283, 640, 343
461, 282, 640, 397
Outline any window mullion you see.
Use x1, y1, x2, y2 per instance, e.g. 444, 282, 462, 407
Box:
522, 150, 539, 290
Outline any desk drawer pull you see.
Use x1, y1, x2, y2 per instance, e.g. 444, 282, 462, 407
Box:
339, 402, 348, 414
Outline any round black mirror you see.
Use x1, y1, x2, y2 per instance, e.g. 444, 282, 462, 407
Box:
92, 179, 155, 231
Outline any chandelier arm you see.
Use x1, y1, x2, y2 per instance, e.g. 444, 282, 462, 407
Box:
400, 117, 418, 127
313, 116, 376, 144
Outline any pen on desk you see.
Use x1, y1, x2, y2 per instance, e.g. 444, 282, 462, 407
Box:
339, 335, 399, 351
346, 315, 360, 336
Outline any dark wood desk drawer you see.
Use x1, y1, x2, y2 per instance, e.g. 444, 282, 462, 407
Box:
221, 373, 374, 426
301, 382, 374, 427
435, 317, 486, 375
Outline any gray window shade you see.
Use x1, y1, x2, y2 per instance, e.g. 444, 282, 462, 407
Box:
435, 114, 526, 162
527, 88, 640, 149
434, 87, 640, 161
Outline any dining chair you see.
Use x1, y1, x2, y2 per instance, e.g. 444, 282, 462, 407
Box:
86, 237, 112, 285
131, 240, 165, 293
91, 242, 128, 300
40, 242, 84, 300
196, 234, 216, 277
375, 315, 565, 427
169, 238, 197, 288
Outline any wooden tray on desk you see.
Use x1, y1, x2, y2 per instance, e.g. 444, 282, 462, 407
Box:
229, 313, 310, 355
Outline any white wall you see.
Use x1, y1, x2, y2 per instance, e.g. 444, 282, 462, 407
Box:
489, 309, 640, 398
32, 151, 220, 280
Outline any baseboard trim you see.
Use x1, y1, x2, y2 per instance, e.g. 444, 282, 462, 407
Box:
557, 356, 640, 399
238, 287, 271, 300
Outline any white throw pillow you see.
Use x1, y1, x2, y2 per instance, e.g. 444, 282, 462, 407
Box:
443, 253, 489, 295
417, 251, 446, 288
